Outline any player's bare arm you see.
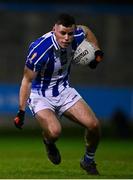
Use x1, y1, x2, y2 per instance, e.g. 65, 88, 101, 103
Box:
77, 25, 100, 50
14, 66, 37, 129
19, 66, 37, 111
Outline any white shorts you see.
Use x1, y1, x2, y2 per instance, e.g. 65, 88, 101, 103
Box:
27, 87, 82, 116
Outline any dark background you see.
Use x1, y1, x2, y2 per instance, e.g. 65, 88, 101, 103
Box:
0, 0, 133, 3
0, 1, 133, 87
0, 1, 133, 138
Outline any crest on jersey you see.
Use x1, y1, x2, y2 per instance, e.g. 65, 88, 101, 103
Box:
29, 52, 37, 63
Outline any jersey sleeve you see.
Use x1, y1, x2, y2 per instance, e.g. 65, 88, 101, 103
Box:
72, 27, 86, 50
25, 42, 42, 72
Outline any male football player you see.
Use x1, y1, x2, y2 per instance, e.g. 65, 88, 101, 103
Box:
14, 13, 103, 175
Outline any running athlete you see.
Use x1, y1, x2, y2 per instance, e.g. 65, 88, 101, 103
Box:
14, 13, 103, 175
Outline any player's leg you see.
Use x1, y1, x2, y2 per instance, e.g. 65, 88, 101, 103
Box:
64, 99, 100, 175
35, 109, 62, 165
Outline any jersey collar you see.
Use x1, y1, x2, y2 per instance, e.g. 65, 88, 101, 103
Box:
51, 32, 60, 50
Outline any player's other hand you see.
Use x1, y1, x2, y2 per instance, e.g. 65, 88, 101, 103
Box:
89, 50, 104, 69
14, 110, 25, 129
95, 50, 104, 62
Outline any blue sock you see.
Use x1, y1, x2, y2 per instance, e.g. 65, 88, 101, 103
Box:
84, 147, 95, 163
84, 153, 94, 164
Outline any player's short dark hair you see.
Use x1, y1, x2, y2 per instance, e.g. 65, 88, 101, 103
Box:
55, 13, 76, 27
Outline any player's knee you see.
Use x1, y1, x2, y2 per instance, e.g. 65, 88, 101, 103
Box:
48, 125, 61, 139
87, 118, 100, 131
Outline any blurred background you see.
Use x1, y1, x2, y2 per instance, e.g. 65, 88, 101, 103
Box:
0, 0, 133, 139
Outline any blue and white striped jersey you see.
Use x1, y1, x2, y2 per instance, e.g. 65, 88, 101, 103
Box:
26, 27, 85, 97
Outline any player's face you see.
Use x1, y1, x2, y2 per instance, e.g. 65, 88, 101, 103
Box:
53, 24, 75, 48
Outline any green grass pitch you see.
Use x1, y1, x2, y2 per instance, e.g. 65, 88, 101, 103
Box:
0, 130, 133, 179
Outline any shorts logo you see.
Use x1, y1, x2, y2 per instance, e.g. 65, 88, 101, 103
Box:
72, 94, 78, 100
